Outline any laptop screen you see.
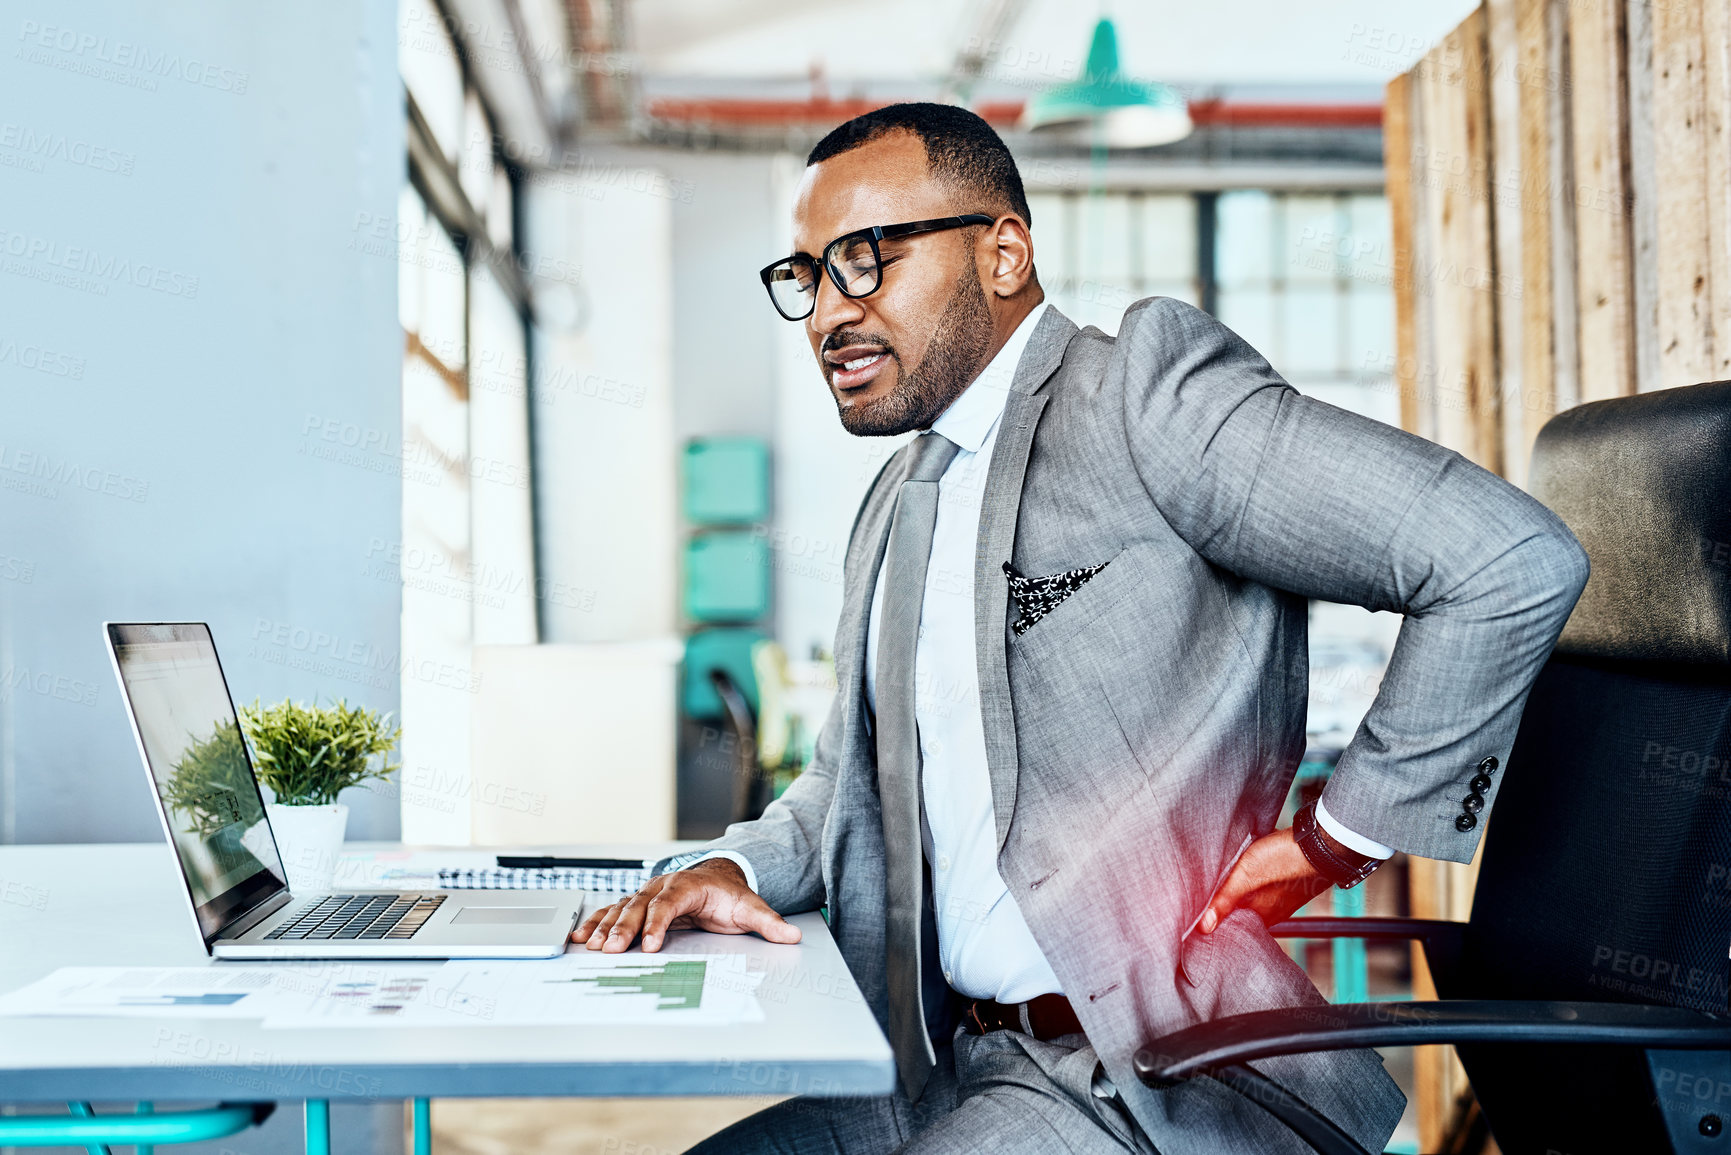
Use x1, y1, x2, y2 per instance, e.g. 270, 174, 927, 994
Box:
107, 623, 287, 941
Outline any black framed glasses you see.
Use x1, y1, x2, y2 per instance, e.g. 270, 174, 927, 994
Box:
758, 214, 996, 321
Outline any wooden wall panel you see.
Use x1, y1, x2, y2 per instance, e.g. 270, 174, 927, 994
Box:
1627, 0, 1661, 392
1706, 0, 1731, 382
1410, 45, 1441, 444
1512, 0, 1567, 474
1383, 0, 1725, 449
1423, 10, 1502, 471
1547, 0, 1581, 415
1409, 838, 1492, 1150
1407, 856, 1450, 1153
1385, 72, 1422, 436
1489, 0, 1528, 486
1570, 0, 1638, 402
1653, 0, 1718, 389
1418, 27, 1464, 452
1464, 11, 1505, 475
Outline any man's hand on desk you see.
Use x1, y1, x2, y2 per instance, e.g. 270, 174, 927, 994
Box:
1199, 827, 1333, 935
573, 857, 803, 953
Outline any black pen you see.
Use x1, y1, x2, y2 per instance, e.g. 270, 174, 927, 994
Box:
495, 855, 648, 869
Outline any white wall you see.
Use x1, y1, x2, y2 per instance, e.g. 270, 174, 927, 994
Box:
0, 3, 403, 843
470, 641, 681, 844
491, 158, 684, 844
655, 149, 784, 447
527, 161, 678, 645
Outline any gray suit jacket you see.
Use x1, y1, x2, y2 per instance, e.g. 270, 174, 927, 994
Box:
708, 298, 1589, 1152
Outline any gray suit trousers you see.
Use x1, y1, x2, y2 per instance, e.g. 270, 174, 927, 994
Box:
685, 1029, 1159, 1155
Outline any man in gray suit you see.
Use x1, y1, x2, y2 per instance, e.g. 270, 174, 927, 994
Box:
575, 104, 1588, 1153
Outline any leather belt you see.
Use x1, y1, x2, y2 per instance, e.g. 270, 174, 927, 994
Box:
959, 992, 1085, 1041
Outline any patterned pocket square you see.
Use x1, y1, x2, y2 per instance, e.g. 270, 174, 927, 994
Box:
1002, 559, 1109, 636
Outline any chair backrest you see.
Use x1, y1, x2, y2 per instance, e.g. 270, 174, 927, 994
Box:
1447, 380, 1731, 1153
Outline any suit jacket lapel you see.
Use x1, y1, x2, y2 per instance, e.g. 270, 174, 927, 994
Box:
974, 305, 1079, 850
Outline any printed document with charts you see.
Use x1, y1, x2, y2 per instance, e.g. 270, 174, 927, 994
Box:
0, 952, 766, 1028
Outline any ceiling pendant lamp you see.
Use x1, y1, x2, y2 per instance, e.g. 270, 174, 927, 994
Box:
1020, 17, 1191, 148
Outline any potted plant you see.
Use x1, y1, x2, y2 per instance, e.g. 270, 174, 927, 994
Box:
239, 698, 400, 894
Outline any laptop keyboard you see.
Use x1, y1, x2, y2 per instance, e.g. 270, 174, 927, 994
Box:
263, 894, 446, 941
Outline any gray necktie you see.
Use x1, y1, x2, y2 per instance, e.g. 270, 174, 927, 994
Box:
874, 430, 960, 1101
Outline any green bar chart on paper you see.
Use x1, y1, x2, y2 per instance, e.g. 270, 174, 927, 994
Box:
0, 956, 768, 1029
409, 953, 767, 1026
550, 960, 708, 1011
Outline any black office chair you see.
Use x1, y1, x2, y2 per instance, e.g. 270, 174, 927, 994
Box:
708, 667, 770, 824
1135, 380, 1731, 1155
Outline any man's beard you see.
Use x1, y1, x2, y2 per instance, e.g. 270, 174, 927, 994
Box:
830, 261, 995, 437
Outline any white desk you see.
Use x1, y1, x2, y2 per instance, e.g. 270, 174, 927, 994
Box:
0, 843, 893, 1103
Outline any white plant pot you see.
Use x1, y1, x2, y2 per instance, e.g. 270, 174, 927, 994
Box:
265, 802, 349, 894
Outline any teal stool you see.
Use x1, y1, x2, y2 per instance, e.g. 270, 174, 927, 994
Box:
0, 1101, 272, 1152
0, 1097, 433, 1154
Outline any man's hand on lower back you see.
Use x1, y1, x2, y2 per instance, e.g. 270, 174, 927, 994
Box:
570, 857, 802, 953
1199, 827, 1333, 934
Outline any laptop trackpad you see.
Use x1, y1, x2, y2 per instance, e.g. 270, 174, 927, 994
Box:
451, 906, 558, 925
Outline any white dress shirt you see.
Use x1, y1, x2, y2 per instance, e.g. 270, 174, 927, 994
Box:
861, 302, 1060, 1002
705, 299, 1391, 1002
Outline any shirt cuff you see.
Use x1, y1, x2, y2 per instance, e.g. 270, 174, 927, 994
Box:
682, 850, 759, 893
1315, 798, 1395, 860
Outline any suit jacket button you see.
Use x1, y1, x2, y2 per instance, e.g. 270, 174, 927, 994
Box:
1456, 812, 1477, 832
1478, 756, 1498, 774
1462, 792, 1484, 813
1470, 774, 1493, 794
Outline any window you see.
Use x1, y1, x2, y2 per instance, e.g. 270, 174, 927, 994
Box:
1025, 192, 1199, 334
1024, 188, 1395, 427
396, 0, 538, 842
1216, 191, 1395, 426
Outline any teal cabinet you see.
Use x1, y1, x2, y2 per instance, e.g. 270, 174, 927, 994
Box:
682, 531, 771, 623
682, 438, 770, 526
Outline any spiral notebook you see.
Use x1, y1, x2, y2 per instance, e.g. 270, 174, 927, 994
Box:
435, 851, 716, 894
437, 866, 651, 892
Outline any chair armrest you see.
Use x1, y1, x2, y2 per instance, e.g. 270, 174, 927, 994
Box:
1269, 916, 1466, 987
1135, 1000, 1731, 1085
1267, 916, 1461, 943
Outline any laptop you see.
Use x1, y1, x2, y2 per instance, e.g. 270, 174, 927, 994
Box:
105, 622, 579, 959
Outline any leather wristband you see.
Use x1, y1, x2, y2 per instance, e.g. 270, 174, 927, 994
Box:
1293, 801, 1382, 890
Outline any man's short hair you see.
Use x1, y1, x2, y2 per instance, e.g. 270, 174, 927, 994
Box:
806, 102, 1032, 226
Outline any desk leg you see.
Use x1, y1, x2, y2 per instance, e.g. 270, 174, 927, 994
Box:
136, 1101, 153, 1155
412, 1098, 430, 1155
305, 1100, 330, 1155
